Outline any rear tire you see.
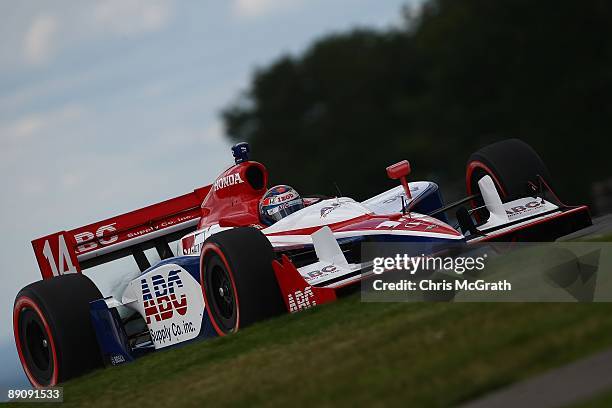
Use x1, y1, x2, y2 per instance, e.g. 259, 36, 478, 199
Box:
200, 227, 285, 336
466, 138, 553, 200
13, 274, 103, 387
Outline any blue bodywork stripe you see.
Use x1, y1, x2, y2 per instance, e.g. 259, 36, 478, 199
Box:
141, 255, 202, 282
89, 299, 136, 366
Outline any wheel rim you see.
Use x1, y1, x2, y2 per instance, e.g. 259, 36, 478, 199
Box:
18, 308, 53, 385
211, 265, 234, 319
204, 255, 237, 333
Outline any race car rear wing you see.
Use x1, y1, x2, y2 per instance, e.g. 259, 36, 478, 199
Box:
32, 186, 211, 279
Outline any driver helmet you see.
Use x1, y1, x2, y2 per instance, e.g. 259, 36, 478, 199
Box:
259, 185, 305, 226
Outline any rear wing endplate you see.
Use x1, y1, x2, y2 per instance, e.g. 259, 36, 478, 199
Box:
32, 186, 211, 279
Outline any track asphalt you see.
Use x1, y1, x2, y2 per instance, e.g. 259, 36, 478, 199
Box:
461, 214, 612, 408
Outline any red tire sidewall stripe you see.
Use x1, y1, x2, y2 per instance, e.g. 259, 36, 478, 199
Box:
13, 296, 59, 388
200, 243, 240, 337
466, 160, 508, 224
466, 160, 507, 198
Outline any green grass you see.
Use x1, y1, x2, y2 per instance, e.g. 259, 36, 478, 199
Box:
11, 299, 612, 407
571, 389, 612, 408
567, 261, 612, 408
9, 234, 612, 407
575, 234, 612, 243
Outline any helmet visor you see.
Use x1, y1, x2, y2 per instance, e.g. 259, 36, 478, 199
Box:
263, 198, 304, 223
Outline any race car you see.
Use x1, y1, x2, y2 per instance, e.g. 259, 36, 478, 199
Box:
13, 139, 591, 387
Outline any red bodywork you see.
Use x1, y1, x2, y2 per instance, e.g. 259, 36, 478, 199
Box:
30, 158, 591, 314
198, 161, 268, 229
272, 255, 337, 312
32, 187, 210, 279
31, 161, 267, 280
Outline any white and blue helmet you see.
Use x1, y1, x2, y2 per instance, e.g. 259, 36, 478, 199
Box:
259, 185, 305, 226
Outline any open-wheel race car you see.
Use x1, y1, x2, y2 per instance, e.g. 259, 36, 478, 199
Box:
13, 139, 592, 387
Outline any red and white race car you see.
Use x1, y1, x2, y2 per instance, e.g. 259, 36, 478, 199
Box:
13, 139, 591, 387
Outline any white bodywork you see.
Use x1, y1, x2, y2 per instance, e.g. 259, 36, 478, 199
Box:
121, 264, 205, 349
105, 177, 560, 349
475, 175, 560, 235
177, 181, 440, 255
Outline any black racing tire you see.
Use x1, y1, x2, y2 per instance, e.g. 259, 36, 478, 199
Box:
466, 138, 553, 201
200, 227, 285, 336
13, 274, 103, 387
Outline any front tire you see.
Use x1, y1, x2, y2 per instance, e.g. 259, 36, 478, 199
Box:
466, 138, 553, 200
13, 274, 103, 387
200, 227, 285, 336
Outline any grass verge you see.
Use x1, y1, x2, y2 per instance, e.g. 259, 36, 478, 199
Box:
9, 299, 612, 407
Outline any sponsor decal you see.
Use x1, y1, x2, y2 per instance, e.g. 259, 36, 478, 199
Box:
274, 186, 289, 193
267, 199, 302, 215
127, 215, 195, 239
320, 202, 341, 218
133, 265, 204, 348
404, 221, 437, 230
376, 220, 401, 229
110, 354, 126, 365
376, 220, 438, 231
74, 223, 118, 253
288, 286, 316, 312
74, 215, 197, 255
383, 195, 402, 204
141, 270, 188, 324
148, 321, 198, 346
183, 243, 203, 256
182, 232, 206, 255
214, 173, 244, 191
381, 187, 420, 204
263, 191, 297, 206
181, 236, 195, 255
505, 200, 545, 218
304, 264, 338, 281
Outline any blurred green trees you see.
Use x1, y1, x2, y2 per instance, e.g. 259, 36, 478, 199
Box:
222, 0, 612, 206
